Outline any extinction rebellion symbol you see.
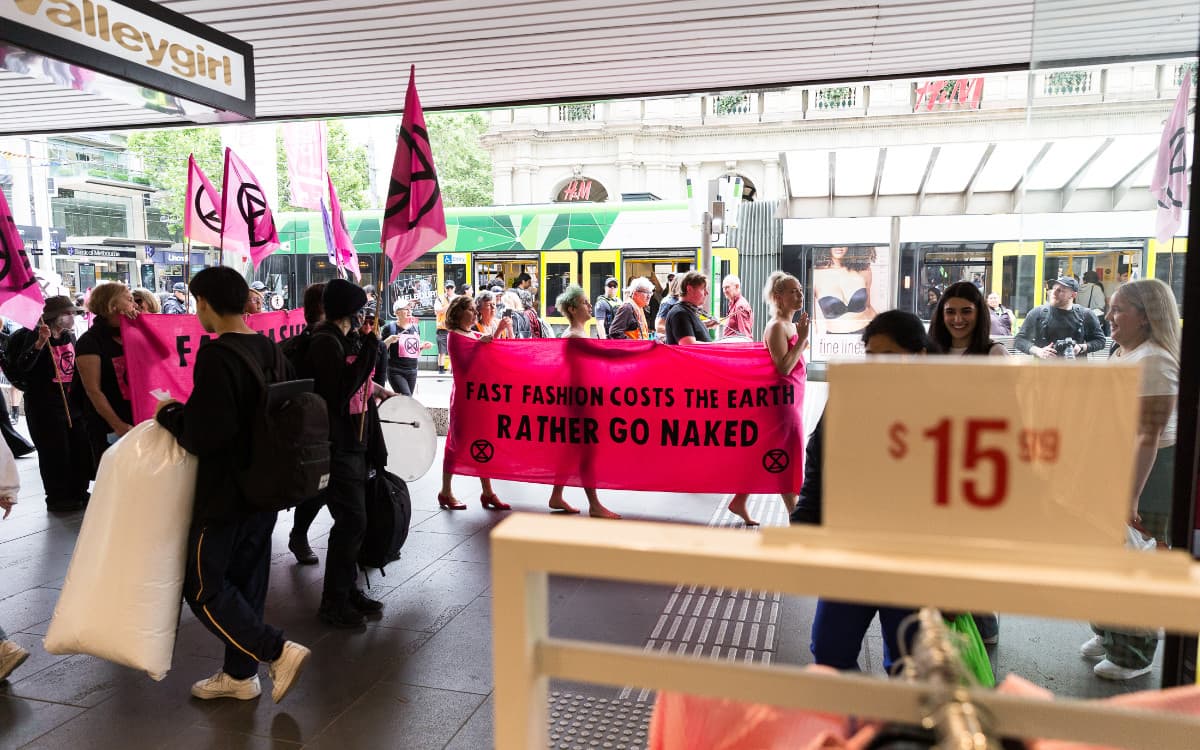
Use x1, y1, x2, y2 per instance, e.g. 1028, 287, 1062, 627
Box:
762, 449, 789, 474
236, 183, 271, 247
470, 439, 494, 463
404, 338, 421, 355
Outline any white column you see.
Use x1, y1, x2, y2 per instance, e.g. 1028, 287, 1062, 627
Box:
513, 166, 532, 204
762, 157, 780, 202
492, 164, 514, 205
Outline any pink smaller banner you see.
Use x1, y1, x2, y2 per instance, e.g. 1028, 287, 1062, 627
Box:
184, 155, 223, 247
221, 147, 280, 268
445, 337, 805, 494
282, 122, 327, 211
0, 189, 45, 329
123, 309, 308, 423
327, 173, 361, 281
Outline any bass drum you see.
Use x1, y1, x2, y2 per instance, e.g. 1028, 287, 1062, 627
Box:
378, 395, 437, 482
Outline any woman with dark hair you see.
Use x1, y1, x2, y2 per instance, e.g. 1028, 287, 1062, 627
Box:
805, 310, 935, 673
811, 246, 877, 334
929, 281, 1007, 356
438, 295, 510, 512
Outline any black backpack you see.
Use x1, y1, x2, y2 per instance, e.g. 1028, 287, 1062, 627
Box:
0, 329, 32, 392
217, 338, 331, 512
279, 327, 313, 376
358, 468, 412, 574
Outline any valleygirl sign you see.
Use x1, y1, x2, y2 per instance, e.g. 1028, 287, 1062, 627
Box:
2, 0, 253, 115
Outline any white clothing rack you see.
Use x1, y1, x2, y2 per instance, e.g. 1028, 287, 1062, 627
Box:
491, 515, 1200, 749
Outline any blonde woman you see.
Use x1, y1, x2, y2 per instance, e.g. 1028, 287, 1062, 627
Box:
75, 282, 139, 463
546, 285, 620, 519
132, 288, 161, 314
727, 271, 810, 526
1084, 279, 1181, 681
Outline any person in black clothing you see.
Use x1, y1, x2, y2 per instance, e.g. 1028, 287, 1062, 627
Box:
8, 297, 92, 512
1014, 276, 1105, 359
155, 267, 310, 703
285, 283, 327, 566
593, 277, 620, 338
382, 298, 431, 396
162, 282, 189, 315
664, 271, 714, 345
74, 282, 137, 469
358, 304, 391, 388
303, 279, 390, 628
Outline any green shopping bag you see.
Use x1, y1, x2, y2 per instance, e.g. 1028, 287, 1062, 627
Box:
946, 614, 996, 687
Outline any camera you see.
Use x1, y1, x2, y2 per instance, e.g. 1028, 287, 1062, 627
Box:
502, 308, 515, 319
496, 302, 508, 317
1053, 338, 1076, 355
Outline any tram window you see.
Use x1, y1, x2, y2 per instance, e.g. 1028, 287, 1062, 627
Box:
309, 256, 375, 294
443, 261, 467, 294
1002, 255, 1036, 317
1154, 252, 1186, 315
716, 258, 732, 317
545, 261, 572, 317
588, 261, 615, 302
253, 254, 293, 308
391, 256, 437, 317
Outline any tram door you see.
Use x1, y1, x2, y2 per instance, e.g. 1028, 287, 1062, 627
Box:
621, 250, 697, 317
582, 250, 619, 335
992, 242, 1042, 322
540, 251, 578, 326
710, 247, 739, 320
1146, 238, 1187, 315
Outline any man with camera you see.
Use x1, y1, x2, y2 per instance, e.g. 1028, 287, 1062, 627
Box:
1013, 276, 1105, 359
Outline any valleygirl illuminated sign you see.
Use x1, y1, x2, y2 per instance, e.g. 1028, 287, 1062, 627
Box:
2, 0, 253, 114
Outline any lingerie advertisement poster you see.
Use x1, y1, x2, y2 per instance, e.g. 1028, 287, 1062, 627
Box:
798, 245, 891, 363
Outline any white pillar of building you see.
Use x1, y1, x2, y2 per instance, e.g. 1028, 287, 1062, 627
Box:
513, 165, 532, 204
762, 157, 780, 201
493, 163, 514, 205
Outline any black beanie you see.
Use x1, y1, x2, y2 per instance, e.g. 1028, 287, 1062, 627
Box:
323, 279, 367, 322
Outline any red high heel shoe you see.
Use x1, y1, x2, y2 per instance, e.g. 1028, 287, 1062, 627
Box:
481, 492, 511, 511
438, 492, 467, 510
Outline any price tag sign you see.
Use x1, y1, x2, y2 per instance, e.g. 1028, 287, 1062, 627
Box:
823, 360, 1140, 549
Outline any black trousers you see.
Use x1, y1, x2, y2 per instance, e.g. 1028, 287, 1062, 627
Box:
387, 368, 416, 397
24, 395, 92, 508
184, 511, 285, 680
322, 451, 367, 607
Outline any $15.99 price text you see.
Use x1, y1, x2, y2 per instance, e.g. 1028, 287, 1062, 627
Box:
888, 418, 1060, 508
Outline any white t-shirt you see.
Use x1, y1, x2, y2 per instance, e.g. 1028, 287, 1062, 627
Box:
949, 342, 1008, 357
1114, 341, 1178, 448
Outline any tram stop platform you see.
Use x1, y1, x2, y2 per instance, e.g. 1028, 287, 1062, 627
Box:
0, 405, 1160, 749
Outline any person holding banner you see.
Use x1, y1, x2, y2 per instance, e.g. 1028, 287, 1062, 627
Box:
7, 297, 93, 512
545, 286, 621, 519
74, 283, 138, 467
608, 278, 654, 340
438, 295, 510, 512
726, 272, 810, 526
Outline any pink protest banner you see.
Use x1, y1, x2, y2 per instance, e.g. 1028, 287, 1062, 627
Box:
122, 309, 307, 424
282, 122, 327, 211
0, 188, 45, 329
445, 336, 805, 494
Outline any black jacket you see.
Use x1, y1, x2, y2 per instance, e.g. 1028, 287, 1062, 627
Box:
1013, 304, 1105, 355
162, 295, 188, 315
7, 327, 81, 408
303, 322, 383, 457
157, 332, 289, 523
789, 416, 824, 525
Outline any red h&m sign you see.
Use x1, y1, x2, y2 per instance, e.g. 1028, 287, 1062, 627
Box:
558, 179, 594, 202
914, 78, 985, 112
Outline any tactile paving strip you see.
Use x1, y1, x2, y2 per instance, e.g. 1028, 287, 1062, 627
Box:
620, 494, 789, 703
548, 691, 653, 750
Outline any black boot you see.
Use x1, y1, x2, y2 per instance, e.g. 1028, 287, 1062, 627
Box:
319, 600, 365, 628
287, 536, 319, 566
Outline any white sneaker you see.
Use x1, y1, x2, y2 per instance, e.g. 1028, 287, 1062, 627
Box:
1079, 635, 1106, 659
1094, 659, 1153, 681
190, 671, 262, 700
0, 639, 29, 682
269, 641, 311, 704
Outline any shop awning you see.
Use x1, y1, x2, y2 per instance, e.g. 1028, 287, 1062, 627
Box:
1, 0, 1197, 134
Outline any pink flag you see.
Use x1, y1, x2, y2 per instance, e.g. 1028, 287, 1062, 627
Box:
0, 190, 45, 329
221, 147, 280, 268
282, 122, 327, 211
327, 173, 361, 281
1151, 71, 1191, 245
381, 66, 446, 281
184, 154, 223, 247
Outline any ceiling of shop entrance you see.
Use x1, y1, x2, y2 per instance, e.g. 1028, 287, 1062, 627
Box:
2, 0, 1197, 133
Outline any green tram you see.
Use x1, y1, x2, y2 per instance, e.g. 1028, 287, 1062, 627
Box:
259, 201, 739, 345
